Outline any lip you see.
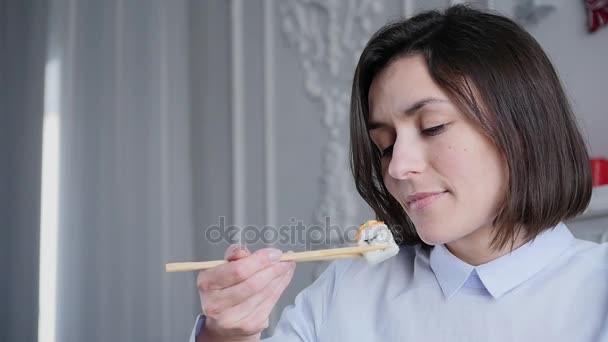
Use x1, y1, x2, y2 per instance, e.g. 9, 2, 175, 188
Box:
405, 191, 447, 211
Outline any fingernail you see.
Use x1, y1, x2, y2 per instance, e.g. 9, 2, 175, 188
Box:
228, 244, 240, 253
268, 249, 282, 263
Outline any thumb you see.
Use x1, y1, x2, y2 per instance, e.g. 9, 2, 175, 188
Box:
224, 243, 251, 261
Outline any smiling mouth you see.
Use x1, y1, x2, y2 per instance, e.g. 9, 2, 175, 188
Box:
405, 191, 447, 211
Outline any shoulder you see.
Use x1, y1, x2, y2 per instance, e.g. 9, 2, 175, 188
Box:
564, 238, 608, 270
546, 236, 608, 285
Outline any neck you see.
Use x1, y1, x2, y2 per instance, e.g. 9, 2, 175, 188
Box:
445, 225, 528, 266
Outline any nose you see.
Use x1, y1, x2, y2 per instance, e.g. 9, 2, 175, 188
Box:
386, 135, 425, 180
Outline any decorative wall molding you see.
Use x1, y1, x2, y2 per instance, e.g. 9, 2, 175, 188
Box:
487, 0, 496, 10
279, 0, 385, 277
514, 0, 555, 26
158, 3, 171, 340
403, 0, 412, 17
230, 0, 246, 234
264, 0, 278, 233
264, 1, 279, 330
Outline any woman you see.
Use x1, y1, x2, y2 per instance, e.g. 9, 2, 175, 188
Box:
191, 5, 608, 342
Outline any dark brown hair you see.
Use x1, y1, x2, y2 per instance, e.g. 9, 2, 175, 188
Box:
350, 5, 591, 251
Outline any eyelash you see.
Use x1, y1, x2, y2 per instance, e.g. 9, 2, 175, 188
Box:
422, 124, 447, 136
379, 124, 447, 158
380, 145, 393, 157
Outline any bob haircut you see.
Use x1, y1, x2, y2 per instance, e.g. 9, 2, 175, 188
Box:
350, 5, 592, 251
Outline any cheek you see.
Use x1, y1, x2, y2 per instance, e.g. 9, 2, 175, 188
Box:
434, 137, 506, 203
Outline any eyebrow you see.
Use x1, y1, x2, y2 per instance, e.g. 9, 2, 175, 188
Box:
367, 97, 448, 130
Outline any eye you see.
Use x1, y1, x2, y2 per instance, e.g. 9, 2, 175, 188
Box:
380, 144, 394, 158
422, 124, 447, 136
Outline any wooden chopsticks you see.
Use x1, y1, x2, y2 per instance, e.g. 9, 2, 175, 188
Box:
165, 244, 389, 272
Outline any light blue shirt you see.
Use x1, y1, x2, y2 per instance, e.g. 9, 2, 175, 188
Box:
190, 223, 608, 341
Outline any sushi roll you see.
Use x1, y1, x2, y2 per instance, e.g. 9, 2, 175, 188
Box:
355, 220, 400, 264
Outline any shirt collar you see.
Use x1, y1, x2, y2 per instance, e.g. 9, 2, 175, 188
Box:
429, 222, 574, 300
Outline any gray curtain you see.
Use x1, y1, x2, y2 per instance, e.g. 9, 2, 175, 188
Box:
2, 0, 200, 341
0, 0, 47, 341
49, 0, 198, 341
0, 0, 226, 341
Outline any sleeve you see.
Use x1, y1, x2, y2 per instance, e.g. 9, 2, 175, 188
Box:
261, 259, 352, 342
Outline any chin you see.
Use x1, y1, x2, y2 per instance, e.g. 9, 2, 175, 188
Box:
414, 222, 460, 246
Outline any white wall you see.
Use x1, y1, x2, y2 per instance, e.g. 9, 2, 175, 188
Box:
524, 0, 608, 157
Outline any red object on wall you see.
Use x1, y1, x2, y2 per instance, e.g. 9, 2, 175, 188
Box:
590, 158, 608, 186
585, 0, 608, 32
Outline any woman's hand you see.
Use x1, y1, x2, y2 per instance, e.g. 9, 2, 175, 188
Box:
196, 244, 296, 342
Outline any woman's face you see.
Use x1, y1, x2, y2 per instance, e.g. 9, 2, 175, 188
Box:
367, 54, 508, 246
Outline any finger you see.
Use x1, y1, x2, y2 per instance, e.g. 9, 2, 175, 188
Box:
230, 263, 295, 324
214, 261, 295, 309
204, 262, 290, 319
225, 244, 251, 261
198, 248, 283, 290
223, 244, 240, 259
219, 262, 295, 323
205, 265, 295, 338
